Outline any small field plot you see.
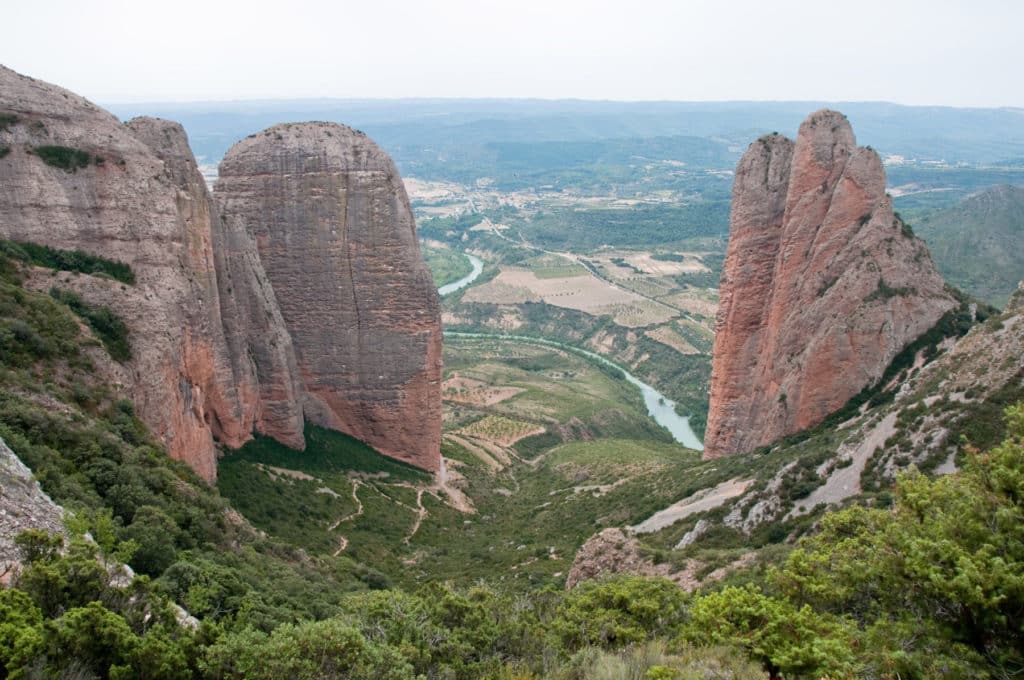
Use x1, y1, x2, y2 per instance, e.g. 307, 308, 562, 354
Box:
519, 253, 589, 279
464, 266, 658, 318
645, 325, 701, 355
604, 300, 679, 327
455, 414, 546, 446
658, 289, 719, 318
625, 252, 709, 275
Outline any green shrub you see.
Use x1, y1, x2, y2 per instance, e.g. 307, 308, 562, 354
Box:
553, 576, 689, 651
50, 287, 131, 361
34, 144, 93, 172
2, 239, 135, 284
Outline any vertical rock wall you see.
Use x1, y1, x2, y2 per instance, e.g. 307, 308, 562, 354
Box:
215, 123, 443, 472
0, 66, 248, 480
0, 66, 442, 479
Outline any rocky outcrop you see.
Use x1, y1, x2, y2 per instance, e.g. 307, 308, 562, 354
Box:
0, 66, 442, 479
0, 435, 65, 582
215, 123, 443, 472
0, 65, 252, 481
566, 528, 674, 588
704, 110, 956, 458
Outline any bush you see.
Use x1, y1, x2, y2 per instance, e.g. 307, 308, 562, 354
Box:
201, 619, 415, 680
50, 287, 131, 360
34, 144, 93, 172
553, 576, 690, 651
684, 584, 855, 678
2, 239, 135, 284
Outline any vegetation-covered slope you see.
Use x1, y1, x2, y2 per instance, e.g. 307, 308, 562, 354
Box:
2, 228, 1024, 679
915, 184, 1024, 307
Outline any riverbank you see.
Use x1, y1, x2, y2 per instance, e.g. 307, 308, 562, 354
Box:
445, 331, 704, 450
438, 254, 484, 296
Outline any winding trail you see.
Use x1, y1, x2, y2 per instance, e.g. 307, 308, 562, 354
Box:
328, 480, 364, 530
404, 489, 429, 544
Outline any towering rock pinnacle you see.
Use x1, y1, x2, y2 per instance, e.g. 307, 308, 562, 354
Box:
703, 110, 956, 458
0, 66, 253, 481
0, 66, 443, 479
215, 123, 443, 473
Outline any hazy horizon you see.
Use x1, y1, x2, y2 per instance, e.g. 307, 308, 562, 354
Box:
6, 0, 1023, 108
97, 96, 1024, 111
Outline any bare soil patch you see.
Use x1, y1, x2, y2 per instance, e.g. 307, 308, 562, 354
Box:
644, 325, 700, 355
630, 478, 753, 533
442, 377, 526, 406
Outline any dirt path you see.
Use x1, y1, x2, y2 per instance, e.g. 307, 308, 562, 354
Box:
436, 457, 476, 514
404, 489, 429, 544
328, 480, 364, 530
323, 457, 476, 555
787, 411, 898, 518
630, 477, 753, 533
445, 434, 503, 470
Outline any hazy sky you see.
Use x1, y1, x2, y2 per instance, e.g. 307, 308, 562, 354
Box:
4, 0, 1023, 106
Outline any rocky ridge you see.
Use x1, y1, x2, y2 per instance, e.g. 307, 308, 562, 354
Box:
704, 109, 957, 458
0, 66, 441, 479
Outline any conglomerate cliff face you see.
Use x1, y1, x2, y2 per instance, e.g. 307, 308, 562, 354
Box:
215, 123, 443, 472
0, 65, 250, 480
703, 109, 956, 459
0, 66, 442, 479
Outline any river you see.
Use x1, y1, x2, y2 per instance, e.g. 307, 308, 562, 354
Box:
436, 251, 703, 450
438, 254, 484, 296
444, 331, 704, 451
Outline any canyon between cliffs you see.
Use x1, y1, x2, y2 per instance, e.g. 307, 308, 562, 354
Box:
0, 65, 441, 480
703, 109, 956, 459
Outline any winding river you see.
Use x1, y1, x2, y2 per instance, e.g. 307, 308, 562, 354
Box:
436, 252, 703, 449
438, 254, 484, 296
437, 251, 703, 449
445, 330, 705, 451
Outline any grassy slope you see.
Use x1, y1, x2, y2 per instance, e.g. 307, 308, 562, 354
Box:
217, 337, 698, 589
913, 184, 1024, 307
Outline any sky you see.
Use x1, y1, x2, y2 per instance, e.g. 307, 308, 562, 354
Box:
4, 0, 1023, 107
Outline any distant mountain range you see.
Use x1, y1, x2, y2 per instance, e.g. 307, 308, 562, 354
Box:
110, 99, 1024, 173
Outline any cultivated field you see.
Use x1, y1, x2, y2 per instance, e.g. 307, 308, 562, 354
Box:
463, 266, 679, 327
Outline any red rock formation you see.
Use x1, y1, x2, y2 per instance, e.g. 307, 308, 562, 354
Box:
0, 66, 442, 478
0, 66, 251, 481
704, 110, 956, 458
215, 123, 442, 472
